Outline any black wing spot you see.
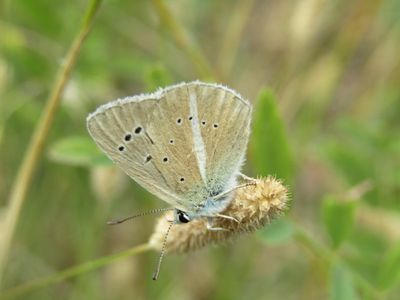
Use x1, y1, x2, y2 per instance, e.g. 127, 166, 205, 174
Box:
179, 177, 185, 182
118, 146, 125, 152
163, 157, 168, 163
134, 127, 142, 134
201, 120, 206, 126
176, 118, 182, 125
188, 116, 193, 121
169, 139, 174, 144
145, 154, 152, 163
124, 133, 132, 141
213, 123, 219, 128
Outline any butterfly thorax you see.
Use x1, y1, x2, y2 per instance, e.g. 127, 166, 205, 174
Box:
174, 193, 232, 224
195, 195, 232, 216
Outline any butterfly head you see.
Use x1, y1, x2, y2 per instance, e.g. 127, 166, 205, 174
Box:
174, 193, 233, 224
175, 209, 191, 224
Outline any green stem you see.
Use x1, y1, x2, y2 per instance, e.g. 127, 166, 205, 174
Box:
0, 0, 102, 287
217, 0, 255, 78
294, 227, 332, 262
151, 0, 218, 80
0, 243, 152, 300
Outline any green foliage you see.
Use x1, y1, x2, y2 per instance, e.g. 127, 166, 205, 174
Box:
258, 218, 295, 246
1, 0, 400, 299
322, 195, 357, 249
48, 136, 111, 166
323, 119, 400, 207
330, 263, 359, 300
251, 89, 294, 183
378, 242, 400, 290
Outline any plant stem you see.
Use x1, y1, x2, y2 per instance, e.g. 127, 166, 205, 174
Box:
151, 0, 218, 80
0, 0, 102, 287
217, 0, 255, 78
0, 243, 152, 299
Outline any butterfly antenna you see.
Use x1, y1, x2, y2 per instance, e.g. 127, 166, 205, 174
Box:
107, 208, 173, 225
152, 221, 174, 280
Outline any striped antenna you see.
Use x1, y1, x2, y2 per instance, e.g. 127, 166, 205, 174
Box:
107, 208, 174, 225
152, 221, 174, 280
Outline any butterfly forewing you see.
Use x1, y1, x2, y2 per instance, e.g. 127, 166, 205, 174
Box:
87, 87, 204, 210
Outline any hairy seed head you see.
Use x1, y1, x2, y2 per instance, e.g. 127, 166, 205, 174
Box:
149, 176, 289, 253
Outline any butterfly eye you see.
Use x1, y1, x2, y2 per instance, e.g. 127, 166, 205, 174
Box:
178, 210, 190, 223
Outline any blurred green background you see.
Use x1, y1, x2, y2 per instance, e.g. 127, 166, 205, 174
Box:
1, 0, 400, 299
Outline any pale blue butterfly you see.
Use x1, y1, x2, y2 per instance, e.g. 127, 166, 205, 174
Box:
87, 81, 252, 279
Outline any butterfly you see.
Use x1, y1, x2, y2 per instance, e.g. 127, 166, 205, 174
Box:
87, 81, 253, 278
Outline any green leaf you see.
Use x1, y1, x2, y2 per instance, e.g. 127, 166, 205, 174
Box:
325, 139, 372, 185
322, 195, 357, 249
258, 218, 295, 246
330, 263, 359, 300
378, 242, 400, 290
48, 136, 111, 166
251, 89, 294, 182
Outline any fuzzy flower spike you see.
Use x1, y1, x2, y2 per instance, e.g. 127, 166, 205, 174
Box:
149, 176, 289, 254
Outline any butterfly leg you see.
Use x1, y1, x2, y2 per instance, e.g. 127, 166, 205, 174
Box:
206, 217, 229, 231
213, 182, 256, 200
237, 172, 256, 182
216, 213, 239, 223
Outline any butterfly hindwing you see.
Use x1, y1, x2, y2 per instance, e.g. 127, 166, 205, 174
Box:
186, 83, 252, 198
87, 82, 252, 212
